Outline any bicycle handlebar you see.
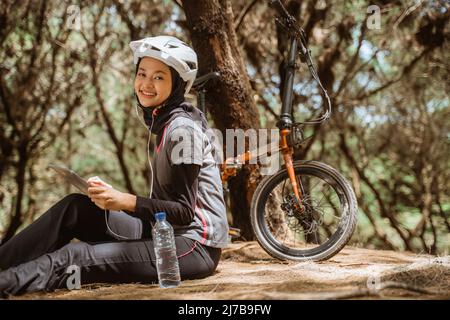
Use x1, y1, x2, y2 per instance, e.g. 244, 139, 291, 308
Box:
268, 0, 331, 125
269, 0, 308, 55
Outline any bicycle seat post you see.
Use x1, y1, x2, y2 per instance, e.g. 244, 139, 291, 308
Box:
192, 71, 220, 118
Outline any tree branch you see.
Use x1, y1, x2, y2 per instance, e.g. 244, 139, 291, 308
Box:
234, 0, 260, 32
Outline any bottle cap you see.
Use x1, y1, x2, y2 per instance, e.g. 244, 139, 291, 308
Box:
155, 212, 166, 221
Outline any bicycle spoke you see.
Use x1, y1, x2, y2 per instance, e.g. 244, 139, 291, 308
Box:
320, 224, 333, 238
298, 175, 322, 194
257, 165, 355, 256
316, 192, 340, 206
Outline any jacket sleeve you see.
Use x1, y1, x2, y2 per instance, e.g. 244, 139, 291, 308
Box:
132, 163, 200, 225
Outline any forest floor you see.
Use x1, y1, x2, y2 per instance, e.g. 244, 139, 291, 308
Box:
13, 241, 450, 300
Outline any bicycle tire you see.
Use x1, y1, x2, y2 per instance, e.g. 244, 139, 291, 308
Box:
250, 160, 358, 261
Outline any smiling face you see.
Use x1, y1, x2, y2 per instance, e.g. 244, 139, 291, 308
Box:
134, 57, 172, 108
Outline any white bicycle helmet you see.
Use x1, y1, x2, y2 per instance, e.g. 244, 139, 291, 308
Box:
130, 36, 198, 95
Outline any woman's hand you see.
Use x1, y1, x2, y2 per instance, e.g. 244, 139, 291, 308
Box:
87, 176, 112, 189
87, 183, 136, 212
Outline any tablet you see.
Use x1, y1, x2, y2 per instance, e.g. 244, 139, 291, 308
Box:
48, 164, 89, 195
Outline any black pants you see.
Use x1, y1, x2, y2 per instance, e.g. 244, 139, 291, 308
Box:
0, 193, 221, 297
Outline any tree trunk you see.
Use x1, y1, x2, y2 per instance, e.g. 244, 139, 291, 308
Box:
182, 0, 261, 239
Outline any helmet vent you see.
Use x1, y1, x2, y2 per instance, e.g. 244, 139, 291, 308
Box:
186, 61, 197, 70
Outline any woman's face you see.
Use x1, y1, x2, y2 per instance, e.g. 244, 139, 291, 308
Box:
134, 57, 172, 108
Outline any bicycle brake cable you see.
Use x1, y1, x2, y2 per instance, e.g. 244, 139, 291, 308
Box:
275, 8, 332, 125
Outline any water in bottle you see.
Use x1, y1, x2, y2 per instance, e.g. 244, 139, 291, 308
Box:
152, 212, 181, 288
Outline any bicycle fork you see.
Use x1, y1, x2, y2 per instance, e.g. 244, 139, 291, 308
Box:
280, 129, 305, 213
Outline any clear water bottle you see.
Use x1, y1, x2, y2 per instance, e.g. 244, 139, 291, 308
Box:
152, 212, 181, 288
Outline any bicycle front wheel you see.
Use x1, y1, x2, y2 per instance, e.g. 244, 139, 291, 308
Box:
250, 160, 358, 261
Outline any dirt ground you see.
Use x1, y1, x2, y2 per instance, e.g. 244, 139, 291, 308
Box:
13, 241, 450, 300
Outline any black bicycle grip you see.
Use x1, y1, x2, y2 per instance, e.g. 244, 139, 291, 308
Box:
269, 0, 292, 21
